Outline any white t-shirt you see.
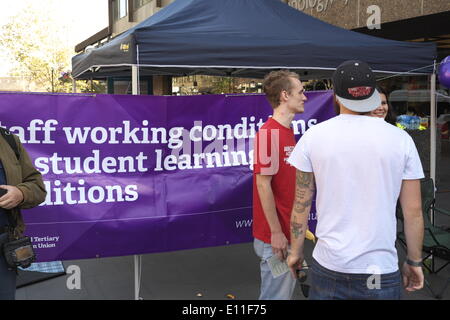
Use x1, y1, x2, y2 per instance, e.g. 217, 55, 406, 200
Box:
288, 114, 424, 274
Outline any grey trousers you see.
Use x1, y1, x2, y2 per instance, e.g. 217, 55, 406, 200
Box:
0, 233, 16, 300
253, 238, 296, 300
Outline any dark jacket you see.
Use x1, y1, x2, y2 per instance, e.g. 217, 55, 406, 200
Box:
0, 134, 47, 235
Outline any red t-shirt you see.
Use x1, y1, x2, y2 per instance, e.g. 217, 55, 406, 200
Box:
252, 118, 296, 244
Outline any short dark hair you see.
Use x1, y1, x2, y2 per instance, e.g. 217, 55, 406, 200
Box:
263, 70, 300, 109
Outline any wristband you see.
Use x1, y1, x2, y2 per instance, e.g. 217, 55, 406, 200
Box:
406, 258, 422, 267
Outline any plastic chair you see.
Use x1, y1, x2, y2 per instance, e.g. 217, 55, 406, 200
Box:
396, 178, 450, 299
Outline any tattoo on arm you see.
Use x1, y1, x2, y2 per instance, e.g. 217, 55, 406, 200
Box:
293, 171, 315, 214
291, 222, 303, 239
297, 172, 313, 188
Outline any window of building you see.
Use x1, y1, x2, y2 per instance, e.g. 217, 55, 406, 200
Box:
114, 0, 128, 20
134, 0, 151, 9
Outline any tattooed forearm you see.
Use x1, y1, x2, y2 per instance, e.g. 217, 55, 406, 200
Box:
291, 222, 303, 239
293, 171, 315, 214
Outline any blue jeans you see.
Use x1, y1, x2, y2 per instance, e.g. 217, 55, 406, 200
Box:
309, 258, 401, 300
0, 233, 16, 300
253, 239, 296, 300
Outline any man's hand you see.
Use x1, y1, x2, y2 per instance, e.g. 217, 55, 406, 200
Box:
0, 185, 24, 209
271, 231, 288, 261
402, 262, 424, 292
287, 253, 304, 280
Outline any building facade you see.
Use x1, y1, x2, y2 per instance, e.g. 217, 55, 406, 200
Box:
286, 0, 450, 29
284, 0, 450, 60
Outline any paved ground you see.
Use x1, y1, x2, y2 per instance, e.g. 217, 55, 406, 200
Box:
16, 142, 450, 300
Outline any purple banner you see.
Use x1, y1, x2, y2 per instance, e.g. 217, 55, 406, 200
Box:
0, 91, 335, 261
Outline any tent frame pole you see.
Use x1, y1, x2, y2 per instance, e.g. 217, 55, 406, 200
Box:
429, 61, 437, 273
132, 64, 139, 96
430, 63, 437, 206
134, 254, 141, 300
132, 64, 141, 301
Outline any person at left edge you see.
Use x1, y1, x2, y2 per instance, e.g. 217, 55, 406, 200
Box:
253, 70, 308, 300
0, 129, 47, 300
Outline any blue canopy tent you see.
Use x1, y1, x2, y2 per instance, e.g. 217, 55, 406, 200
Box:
72, 0, 436, 80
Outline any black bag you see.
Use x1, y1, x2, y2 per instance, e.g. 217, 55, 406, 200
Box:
2, 235, 36, 269
1, 213, 37, 270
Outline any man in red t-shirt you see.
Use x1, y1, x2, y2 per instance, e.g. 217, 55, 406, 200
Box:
253, 70, 307, 300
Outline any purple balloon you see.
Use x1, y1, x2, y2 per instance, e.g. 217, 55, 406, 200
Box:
439, 56, 450, 89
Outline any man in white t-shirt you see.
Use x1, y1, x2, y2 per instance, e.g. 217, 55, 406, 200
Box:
286, 60, 425, 300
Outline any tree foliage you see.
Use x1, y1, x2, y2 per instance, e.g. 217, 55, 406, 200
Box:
0, 2, 104, 93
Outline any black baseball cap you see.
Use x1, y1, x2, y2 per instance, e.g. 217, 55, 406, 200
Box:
332, 60, 381, 112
